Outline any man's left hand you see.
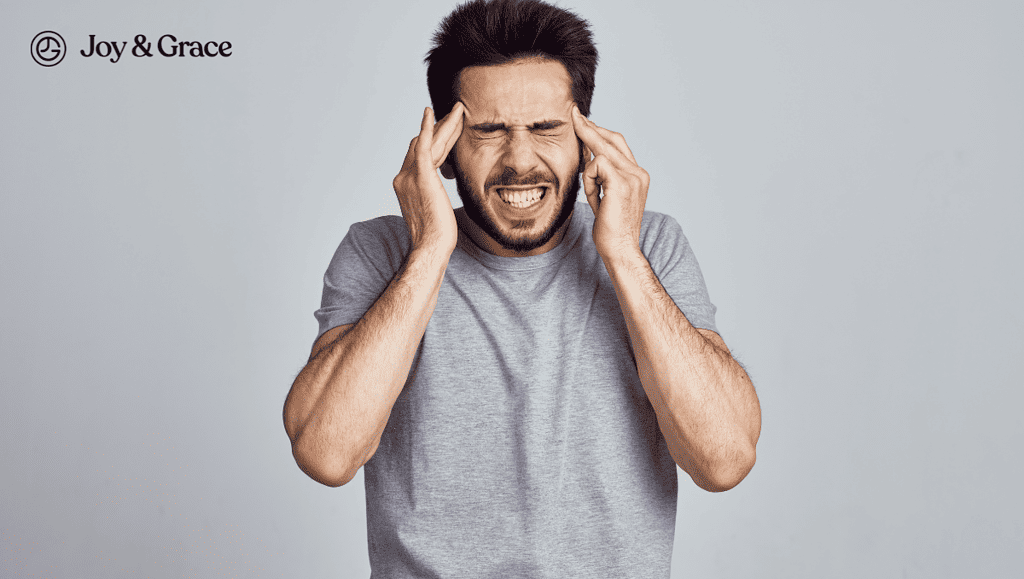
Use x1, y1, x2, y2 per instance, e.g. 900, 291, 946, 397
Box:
572, 105, 650, 257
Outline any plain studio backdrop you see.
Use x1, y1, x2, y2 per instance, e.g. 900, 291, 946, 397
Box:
2, 0, 1021, 577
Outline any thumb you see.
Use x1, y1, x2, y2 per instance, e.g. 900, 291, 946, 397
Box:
582, 156, 603, 215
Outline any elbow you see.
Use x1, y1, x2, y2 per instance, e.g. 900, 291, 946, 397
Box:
308, 464, 357, 488
284, 407, 367, 487
688, 444, 757, 493
290, 437, 361, 488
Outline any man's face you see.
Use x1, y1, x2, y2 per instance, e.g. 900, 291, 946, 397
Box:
449, 58, 584, 256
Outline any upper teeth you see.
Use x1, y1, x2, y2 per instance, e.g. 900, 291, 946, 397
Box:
500, 188, 544, 205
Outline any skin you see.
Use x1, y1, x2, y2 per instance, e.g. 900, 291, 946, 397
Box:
570, 104, 761, 491
282, 105, 464, 486
444, 58, 582, 256
283, 58, 761, 491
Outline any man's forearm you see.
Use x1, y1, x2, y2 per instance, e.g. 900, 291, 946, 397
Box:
602, 246, 761, 492
284, 246, 451, 486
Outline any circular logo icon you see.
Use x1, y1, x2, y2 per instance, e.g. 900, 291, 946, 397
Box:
31, 31, 66, 67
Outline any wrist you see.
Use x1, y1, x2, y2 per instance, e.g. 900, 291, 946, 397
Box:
407, 242, 455, 269
597, 239, 644, 267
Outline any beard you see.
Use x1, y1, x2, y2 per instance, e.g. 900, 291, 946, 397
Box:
452, 141, 585, 253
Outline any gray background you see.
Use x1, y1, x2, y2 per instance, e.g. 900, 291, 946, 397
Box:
2, 0, 1021, 577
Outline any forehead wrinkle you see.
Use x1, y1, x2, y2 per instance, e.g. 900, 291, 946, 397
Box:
459, 61, 574, 129
464, 103, 575, 131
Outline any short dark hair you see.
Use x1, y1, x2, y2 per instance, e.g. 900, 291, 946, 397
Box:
425, 0, 599, 120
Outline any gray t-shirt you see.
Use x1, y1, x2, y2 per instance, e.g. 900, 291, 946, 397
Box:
315, 203, 717, 578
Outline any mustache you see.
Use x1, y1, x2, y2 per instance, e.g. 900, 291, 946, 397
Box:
484, 167, 557, 189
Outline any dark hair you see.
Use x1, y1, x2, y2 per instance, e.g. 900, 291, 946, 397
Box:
425, 0, 598, 120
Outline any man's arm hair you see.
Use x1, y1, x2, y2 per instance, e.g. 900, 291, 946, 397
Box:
284, 105, 463, 486
283, 246, 450, 486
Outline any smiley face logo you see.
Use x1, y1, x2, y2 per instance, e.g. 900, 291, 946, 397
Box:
32, 31, 66, 67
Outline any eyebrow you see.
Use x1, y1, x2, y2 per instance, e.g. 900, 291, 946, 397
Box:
469, 120, 566, 132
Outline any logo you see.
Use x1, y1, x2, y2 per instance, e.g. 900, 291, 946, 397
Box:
31, 31, 66, 67
30, 31, 234, 66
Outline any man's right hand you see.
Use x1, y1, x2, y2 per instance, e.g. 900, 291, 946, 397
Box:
392, 103, 465, 254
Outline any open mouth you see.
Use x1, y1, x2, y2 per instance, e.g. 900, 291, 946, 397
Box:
497, 186, 547, 209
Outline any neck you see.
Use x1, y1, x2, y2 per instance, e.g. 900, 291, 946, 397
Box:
454, 207, 573, 257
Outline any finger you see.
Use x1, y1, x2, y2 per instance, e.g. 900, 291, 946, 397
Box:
572, 106, 615, 161
400, 136, 419, 172
431, 102, 465, 167
589, 122, 634, 163
582, 114, 637, 165
415, 107, 434, 168
589, 123, 637, 165
582, 154, 604, 215
432, 100, 463, 132
572, 106, 636, 165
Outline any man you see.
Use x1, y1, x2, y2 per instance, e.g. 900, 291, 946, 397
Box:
284, 0, 761, 576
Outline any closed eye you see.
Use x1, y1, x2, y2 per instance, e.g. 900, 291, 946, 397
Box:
530, 121, 564, 131
529, 121, 565, 137
471, 130, 504, 141
469, 120, 567, 139
471, 123, 505, 134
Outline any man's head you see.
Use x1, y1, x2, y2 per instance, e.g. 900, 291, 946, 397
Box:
425, 0, 598, 255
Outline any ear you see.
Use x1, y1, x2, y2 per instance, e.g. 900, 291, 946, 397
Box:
440, 162, 455, 180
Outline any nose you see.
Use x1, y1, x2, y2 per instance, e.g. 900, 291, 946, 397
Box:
499, 129, 541, 177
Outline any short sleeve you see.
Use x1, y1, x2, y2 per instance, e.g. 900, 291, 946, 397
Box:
313, 215, 412, 340
639, 212, 719, 334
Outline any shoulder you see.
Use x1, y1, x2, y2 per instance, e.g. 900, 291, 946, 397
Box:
345, 214, 409, 246
638, 209, 691, 257
570, 203, 691, 256
325, 214, 411, 278
340, 214, 411, 258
